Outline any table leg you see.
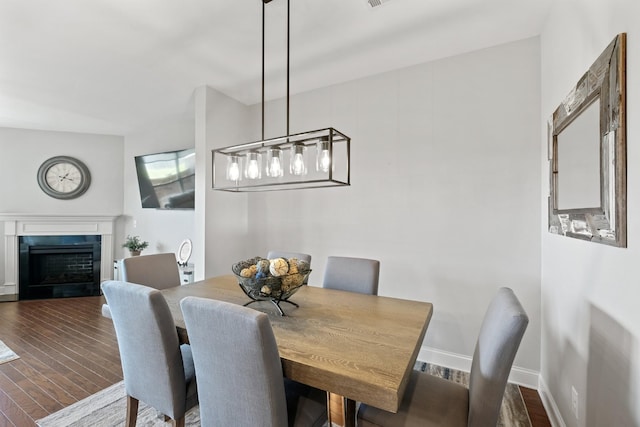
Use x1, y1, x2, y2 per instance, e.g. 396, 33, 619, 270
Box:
326, 392, 356, 427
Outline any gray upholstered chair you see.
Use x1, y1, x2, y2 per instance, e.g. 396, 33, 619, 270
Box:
358, 287, 529, 427
102, 253, 182, 319
267, 250, 312, 264
180, 296, 326, 427
102, 280, 198, 427
322, 256, 380, 295
122, 253, 181, 289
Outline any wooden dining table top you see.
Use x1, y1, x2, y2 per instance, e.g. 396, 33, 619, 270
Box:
160, 275, 433, 413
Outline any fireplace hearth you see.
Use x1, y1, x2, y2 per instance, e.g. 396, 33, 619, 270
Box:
19, 235, 101, 300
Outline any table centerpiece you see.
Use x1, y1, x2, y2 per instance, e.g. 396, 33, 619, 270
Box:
232, 256, 311, 316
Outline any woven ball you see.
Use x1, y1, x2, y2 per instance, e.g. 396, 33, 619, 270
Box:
269, 258, 289, 277
256, 259, 270, 274
281, 273, 303, 291
288, 258, 299, 274
297, 260, 310, 272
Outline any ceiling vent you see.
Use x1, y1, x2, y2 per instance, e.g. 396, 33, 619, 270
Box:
367, 0, 393, 8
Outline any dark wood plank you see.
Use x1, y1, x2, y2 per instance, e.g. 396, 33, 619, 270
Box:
0, 333, 104, 399
0, 305, 122, 383
0, 296, 122, 426
520, 386, 552, 427
0, 385, 35, 427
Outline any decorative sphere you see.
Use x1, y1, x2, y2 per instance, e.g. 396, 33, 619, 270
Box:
282, 273, 303, 291
256, 259, 270, 273
269, 258, 289, 277
288, 258, 299, 274
260, 285, 272, 295
240, 268, 253, 278
297, 260, 310, 272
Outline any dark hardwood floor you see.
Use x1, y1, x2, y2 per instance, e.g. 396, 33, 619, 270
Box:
0, 296, 551, 426
0, 296, 122, 426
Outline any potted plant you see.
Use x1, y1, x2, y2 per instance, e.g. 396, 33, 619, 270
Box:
122, 235, 149, 256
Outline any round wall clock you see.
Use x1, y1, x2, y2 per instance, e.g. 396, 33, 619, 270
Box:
37, 156, 91, 200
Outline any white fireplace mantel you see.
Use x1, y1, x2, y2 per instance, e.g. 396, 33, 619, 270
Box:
1, 214, 119, 301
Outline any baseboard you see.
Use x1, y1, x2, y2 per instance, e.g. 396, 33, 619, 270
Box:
418, 346, 539, 389
0, 282, 18, 301
538, 375, 566, 427
0, 294, 17, 302
419, 346, 472, 373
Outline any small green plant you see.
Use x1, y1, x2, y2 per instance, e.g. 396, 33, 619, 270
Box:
122, 235, 149, 252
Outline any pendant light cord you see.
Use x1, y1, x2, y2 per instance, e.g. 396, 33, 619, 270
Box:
286, 0, 290, 137
262, 0, 266, 141
262, 0, 290, 140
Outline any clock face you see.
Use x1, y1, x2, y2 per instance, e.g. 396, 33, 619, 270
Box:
45, 163, 82, 193
37, 156, 91, 199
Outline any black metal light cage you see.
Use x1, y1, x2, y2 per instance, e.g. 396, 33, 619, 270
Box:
210, 0, 351, 192
212, 127, 350, 192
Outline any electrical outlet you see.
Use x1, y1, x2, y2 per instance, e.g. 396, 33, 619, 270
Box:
571, 386, 579, 419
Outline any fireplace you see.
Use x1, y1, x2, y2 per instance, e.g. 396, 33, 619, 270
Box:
19, 235, 101, 300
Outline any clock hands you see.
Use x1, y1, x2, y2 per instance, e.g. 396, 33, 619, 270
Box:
58, 173, 75, 182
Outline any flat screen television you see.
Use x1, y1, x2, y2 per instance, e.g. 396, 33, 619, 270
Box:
134, 148, 195, 209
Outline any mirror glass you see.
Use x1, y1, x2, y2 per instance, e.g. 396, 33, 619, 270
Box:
556, 99, 601, 210
548, 33, 626, 247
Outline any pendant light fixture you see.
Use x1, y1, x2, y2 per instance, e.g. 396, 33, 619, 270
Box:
212, 0, 350, 192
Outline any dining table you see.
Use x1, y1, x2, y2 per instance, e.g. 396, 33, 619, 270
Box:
160, 275, 433, 427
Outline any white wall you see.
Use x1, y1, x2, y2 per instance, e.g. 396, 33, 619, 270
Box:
119, 113, 196, 262
540, 1, 640, 426
0, 126, 124, 282
195, 86, 254, 277
245, 37, 542, 375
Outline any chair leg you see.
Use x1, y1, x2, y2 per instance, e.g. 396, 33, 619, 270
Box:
126, 395, 139, 427
173, 417, 185, 427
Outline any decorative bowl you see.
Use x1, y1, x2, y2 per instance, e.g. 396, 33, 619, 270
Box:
232, 256, 311, 315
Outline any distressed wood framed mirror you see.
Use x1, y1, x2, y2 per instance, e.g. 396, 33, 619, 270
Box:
548, 33, 627, 247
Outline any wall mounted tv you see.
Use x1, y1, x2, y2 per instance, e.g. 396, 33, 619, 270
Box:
134, 148, 195, 209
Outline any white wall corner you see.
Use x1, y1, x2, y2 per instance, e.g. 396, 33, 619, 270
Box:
418, 346, 540, 389
538, 375, 566, 427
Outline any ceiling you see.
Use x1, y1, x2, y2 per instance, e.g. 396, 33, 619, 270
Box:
0, 0, 551, 136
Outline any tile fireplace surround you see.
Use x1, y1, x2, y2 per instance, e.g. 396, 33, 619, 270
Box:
0, 214, 117, 301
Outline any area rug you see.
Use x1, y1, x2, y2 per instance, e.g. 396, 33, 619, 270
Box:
0, 340, 19, 364
37, 362, 531, 426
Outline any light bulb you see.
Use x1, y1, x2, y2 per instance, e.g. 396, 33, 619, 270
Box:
290, 144, 307, 176
246, 160, 260, 179
269, 157, 281, 176
316, 139, 331, 172
266, 147, 283, 177
244, 152, 261, 180
319, 150, 330, 172
292, 154, 305, 175
226, 156, 240, 181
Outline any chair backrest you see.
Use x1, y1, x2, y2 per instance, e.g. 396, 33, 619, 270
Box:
322, 256, 380, 295
180, 297, 289, 427
267, 251, 312, 264
468, 287, 529, 427
122, 253, 180, 290
101, 280, 187, 420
